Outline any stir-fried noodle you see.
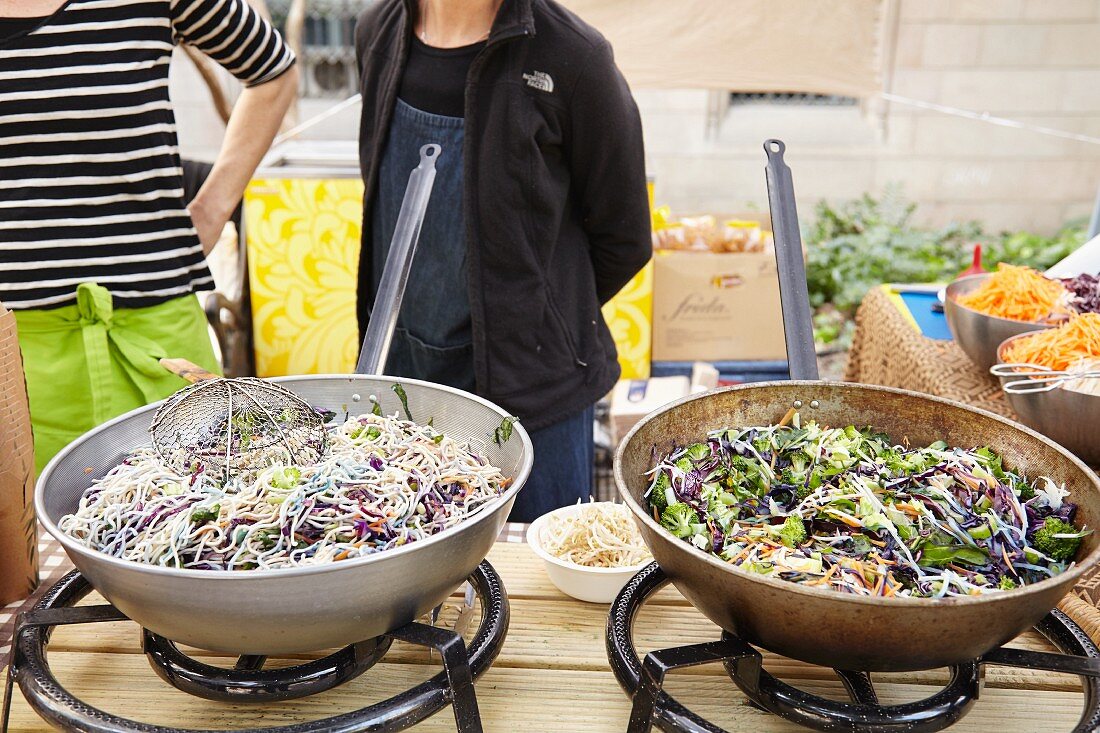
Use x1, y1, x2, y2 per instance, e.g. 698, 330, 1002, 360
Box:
60, 413, 508, 570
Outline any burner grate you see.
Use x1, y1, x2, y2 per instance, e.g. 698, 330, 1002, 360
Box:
3, 561, 508, 733
607, 563, 1100, 733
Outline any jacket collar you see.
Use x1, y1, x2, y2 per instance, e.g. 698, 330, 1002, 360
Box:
400, 0, 535, 43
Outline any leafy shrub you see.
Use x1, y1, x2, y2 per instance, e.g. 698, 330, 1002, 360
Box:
805, 186, 1085, 344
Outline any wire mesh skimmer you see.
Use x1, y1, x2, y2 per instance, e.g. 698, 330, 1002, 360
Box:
147, 143, 443, 482
149, 374, 329, 481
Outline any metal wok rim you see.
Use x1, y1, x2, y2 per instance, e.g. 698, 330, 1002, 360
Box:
35, 375, 533, 581
613, 379, 1100, 609
945, 274, 1058, 330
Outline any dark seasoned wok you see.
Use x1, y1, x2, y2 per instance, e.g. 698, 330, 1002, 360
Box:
614, 380, 1100, 671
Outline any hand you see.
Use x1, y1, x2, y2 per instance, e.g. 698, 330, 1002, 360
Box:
187, 200, 230, 257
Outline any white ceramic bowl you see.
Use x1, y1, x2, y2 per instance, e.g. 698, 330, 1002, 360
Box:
526, 502, 652, 604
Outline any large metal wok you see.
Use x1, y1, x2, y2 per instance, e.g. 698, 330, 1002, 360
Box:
34, 145, 533, 655
614, 141, 1100, 672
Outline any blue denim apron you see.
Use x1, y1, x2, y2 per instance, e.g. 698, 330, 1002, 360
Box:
371, 98, 475, 391
370, 99, 594, 521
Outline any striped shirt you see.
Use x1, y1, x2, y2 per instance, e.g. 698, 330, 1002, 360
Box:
0, 0, 294, 310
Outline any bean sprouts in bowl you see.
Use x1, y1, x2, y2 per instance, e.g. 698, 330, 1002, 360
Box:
528, 501, 652, 603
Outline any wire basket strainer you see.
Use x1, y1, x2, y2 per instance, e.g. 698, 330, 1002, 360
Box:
149, 377, 329, 481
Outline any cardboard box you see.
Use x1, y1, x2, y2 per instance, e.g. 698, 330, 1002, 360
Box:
0, 302, 39, 604
609, 376, 689, 446
608, 364, 718, 445
652, 250, 787, 362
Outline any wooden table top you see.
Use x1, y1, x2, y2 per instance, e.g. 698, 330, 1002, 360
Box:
3, 543, 1091, 732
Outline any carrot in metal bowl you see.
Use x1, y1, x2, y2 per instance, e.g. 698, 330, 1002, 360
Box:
956, 263, 1071, 323
1002, 313, 1100, 372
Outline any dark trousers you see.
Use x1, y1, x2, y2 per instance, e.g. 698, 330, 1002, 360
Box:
507, 405, 595, 522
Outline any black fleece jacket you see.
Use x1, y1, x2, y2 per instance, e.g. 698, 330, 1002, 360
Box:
354, 0, 651, 430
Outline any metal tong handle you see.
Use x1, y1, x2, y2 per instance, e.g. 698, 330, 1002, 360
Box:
1004, 374, 1100, 394
764, 139, 819, 381
991, 362, 1100, 393
355, 143, 441, 376
991, 363, 1100, 379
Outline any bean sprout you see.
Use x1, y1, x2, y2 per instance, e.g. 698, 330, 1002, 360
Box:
541, 501, 652, 568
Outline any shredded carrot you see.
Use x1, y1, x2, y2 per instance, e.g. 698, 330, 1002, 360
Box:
956, 263, 1070, 322
825, 509, 863, 528
1002, 313, 1100, 372
893, 503, 922, 517
727, 545, 756, 565
882, 576, 898, 597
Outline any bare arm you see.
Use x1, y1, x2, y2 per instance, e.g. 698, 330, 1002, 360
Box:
188, 64, 299, 254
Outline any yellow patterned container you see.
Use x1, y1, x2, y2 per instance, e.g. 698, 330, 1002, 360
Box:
600, 178, 657, 379
601, 262, 653, 379
244, 176, 364, 377
245, 156, 655, 380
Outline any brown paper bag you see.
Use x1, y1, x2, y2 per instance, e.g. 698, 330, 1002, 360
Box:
0, 302, 39, 604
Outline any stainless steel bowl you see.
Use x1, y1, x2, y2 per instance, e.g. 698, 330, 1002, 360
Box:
995, 334, 1100, 465
945, 273, 1052, 371
36, 375, 533, 655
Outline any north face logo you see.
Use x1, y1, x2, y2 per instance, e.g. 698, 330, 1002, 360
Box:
523, 71, 554, 93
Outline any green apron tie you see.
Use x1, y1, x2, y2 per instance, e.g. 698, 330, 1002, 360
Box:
75, 283, 171, 424
14, 285, 221, 473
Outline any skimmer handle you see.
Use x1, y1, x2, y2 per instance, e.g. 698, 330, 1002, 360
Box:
764, 139, 819, 381
159, 358, 219, 383
355, 143, 442, 376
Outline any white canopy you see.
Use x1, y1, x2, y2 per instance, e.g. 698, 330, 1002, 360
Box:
557, 0, 887, 97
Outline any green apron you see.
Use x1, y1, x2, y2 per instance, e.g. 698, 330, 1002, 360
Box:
14, 283, 221, 474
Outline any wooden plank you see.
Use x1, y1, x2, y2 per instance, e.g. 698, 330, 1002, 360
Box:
2, 652, 1086, 733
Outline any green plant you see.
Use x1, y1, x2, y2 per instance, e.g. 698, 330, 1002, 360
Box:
805, 186, 1085, 345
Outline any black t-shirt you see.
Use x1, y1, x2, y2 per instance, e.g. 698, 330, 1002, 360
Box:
398, 36, 483, 118
0, 17, 46, 42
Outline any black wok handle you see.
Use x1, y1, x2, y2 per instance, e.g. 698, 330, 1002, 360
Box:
355, 143, 441, 376
764, 139, 819, 381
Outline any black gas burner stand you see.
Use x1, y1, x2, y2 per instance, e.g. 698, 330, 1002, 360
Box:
3, 561, 508, 733
607, 563, 1100, 733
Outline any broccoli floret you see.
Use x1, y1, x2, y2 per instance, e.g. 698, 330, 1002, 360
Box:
271, 466, 301, 490
190, 504, 220, 524
1033, 518, 1083, 562
674, 456, 694, 473
778, 515, 807, 548
660, 503, 700, 539
649, 472, 671, 513
685, 442, 710, 461
998, 576, 1017, 591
